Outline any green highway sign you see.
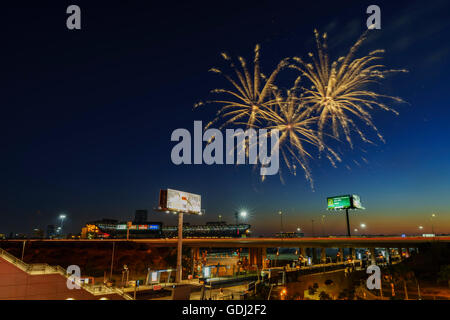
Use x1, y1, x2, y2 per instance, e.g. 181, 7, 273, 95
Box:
327, 194, 364, 210
327, 195, 352, 210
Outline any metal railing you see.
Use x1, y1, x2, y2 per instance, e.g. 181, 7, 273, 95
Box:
0, 247, 133, 299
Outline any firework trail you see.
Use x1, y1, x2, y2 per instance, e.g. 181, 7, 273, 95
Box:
257, 78, 340, 185
195, 44, 289, 129
290, 29, 407, 148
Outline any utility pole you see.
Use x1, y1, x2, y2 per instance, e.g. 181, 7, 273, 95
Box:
21, 240, 26, 261
278, 211, 283, 235
110, 241, 115, 281
235, 212, 241, 237
321, 215, 326, 237
176, 212, 184, 283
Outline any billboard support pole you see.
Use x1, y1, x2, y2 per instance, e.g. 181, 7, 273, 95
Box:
345, 208, 351, 237
176, 212, 184, 283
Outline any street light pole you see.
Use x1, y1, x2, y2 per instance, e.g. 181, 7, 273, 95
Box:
278, 211, 283, 234
321, 215, 326, 237
21, 240, 26, 261
431, 213, 436, 234
110, 241, 115, 281
176, 212, 184, 283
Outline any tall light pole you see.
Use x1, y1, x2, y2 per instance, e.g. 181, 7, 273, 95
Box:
235, 211, 247, 236
110, 241, 115, 281
431, 213, 436, 234
321, 215, 326, 237
278, 211, 283, 234
176, 211, 184, 283
59, 214, 66, 235
360, 223, 366, 236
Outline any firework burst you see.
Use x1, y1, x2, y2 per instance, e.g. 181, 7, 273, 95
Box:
195, 44, 289, 129
290, 29, 407, 147
258, 78, 340, 185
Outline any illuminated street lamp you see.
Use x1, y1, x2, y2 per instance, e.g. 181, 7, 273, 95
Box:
234, 211, 247, 237
321, 215, 326, 237
235, 211, 247, 224
278, 211, 283, 234
360, 223, 366, 229
418, 225, 424, 237
431, 213, 436, 234
59, 214, 66, 234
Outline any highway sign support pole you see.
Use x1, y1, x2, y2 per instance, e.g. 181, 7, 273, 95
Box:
345, 208, 351, 237
176, 212, 184, 283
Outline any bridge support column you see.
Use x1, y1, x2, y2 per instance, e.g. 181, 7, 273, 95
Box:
249, 248, 265, 268
351, 248, 356, 261
398, 248, 403, 260
338, 248, 344, 262
370, 247, 376, 265
249, 248, 256, 266
191, 248, 200, 276
385, 248, 390, 264
299, 247, 306, 258
262, 247, 267, 268
321, 248, 327, 263
312, 248, 318, 264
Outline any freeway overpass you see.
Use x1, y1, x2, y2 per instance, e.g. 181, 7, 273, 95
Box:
3, 236, 448, 268
4, 236, 449, 248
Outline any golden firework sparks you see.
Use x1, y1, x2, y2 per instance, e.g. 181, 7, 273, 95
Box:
258, 79, 341, 185
290, 29, 407, 148
196, 44, 289, 129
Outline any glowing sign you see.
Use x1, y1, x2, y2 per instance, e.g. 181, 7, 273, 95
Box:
327, 194, 364, 210
327, 195, 352, 210
159, 189, 201, 214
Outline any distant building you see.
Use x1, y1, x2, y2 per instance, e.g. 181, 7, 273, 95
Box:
81, 218, 251, 239
82, 218, 162, 239
134, 210, 148, 224
0, 234, 5, 240
32, 228, 44, 239
46, 225, 56, 239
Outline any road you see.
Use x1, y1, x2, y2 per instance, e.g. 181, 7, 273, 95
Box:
4, 236, 449, 248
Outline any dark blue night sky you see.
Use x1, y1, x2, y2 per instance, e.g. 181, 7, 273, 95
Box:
1, 0, 449, 236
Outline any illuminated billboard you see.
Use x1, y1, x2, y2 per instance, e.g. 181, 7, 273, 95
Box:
327, 195, 364, 210
159, 189, 201, 214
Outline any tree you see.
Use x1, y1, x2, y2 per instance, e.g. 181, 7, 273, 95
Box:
319, 291, 331, 300
391, 263, 414, 300
308, 285, 317, 296
438, 265, 450, 288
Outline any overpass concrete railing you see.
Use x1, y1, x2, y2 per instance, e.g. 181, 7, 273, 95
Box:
0, 247, 133, 299
3, 236, 448, 248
